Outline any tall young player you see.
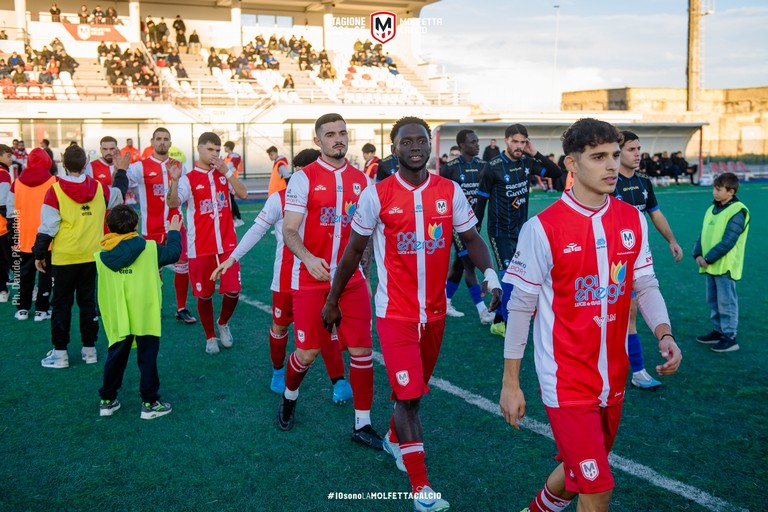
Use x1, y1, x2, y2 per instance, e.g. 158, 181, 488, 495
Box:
613, 131, 683, 389
127, 127, 196, 324
323, 117, 502, 512
211, 149, 352, 403
499, 119, 682, 512
85, 136, 120, 187
277, 113, 382, 450
167, 132, 248, 354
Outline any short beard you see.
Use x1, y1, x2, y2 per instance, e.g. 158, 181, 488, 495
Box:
325, 149, 346, 160
155, 148, 168, 156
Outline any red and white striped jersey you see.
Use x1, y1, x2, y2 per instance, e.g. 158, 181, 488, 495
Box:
353, 172, 477, 323
231, 189, 292, 292
284, 158, 368, 290
176, 166, 237, 258
85, 158, 113, 187
503, 192, 655, 408
127, 156, 186, 237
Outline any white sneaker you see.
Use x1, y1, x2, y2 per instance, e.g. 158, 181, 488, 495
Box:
15, 309, 29, 321
218, 323, 233, 348
34, 310, 51, 322
382, 429, 406, 472
414, 486, 450, 512
445, 300, 464, 318
0, 291, 8, 303
233, 218, 245, 227
478, 307, 495, 325
205, 337, 220, 354
41, 349, 69, 368
81, 347, 98, 364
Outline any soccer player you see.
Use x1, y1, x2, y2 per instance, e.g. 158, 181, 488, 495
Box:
211, 148, 352, 402
440, 129, 495, 324
362, 143, 380, 180
322, 117, 502, 512
612, 130, 683, 389
0, 144, 13, 303
167, 132, 248, 354
222, 141, 244, 227
85, 136, 120, 187
277, 113, 382, 450
127, 127, 196, 324
499, 118, 682, 512
266, 145, 290, 197
475, 123, 563, 336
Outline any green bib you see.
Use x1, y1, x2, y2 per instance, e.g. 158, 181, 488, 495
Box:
699, 201, 750, 280
95, 241, 162, 346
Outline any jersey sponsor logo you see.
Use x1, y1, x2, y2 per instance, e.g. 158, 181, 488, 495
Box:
574, 261, 627, 306
353, 182, 361, 196
596, 238, 607, 249
314, 184, 327, 191
195, 184, 205, 190
436, 199, 447, 215
396, 370, 409, 386
592, 313, 616, 327
580, 459, 599, 481
388, 206, 403, 215
621, 229, 635, 250
396, 223, 445, 255
199, 191, 229, 214
319, 202, 356, 226
297, 330, 305, 342
563, 242, 582, 254
274, 307, 282, 318
148, 171, 158, 177
152, 183, 165, 196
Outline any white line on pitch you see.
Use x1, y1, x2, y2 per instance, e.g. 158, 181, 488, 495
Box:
239, 295, 745, 512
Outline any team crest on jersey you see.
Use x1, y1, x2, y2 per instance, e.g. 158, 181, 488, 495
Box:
353, 182, 362, 195
620, 229, 635, 250
297, 330, 305, 343
459, 173, 465, 182
580, 459, 599, 481
504, 174, 511, 183
274, 307, 282, 318
219, 176, 227, 185
436, 199, 447, 214
396, 370, 409, 386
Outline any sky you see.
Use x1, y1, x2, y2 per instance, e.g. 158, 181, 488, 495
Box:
416, 0, 768, 111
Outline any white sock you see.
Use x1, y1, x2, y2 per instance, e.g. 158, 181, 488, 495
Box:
54, 350, 67, 356
355, 410, 371, 429
476, 302, 487, 314
284, 388, 299, 400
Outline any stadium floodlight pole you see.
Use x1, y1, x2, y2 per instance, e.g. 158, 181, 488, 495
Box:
552, 4, 561, 110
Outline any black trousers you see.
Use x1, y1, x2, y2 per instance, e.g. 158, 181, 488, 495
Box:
16, 251, 52, 312
230, 193, 241, 220
0, 232, 12, 293
99, 335, 161, 403
51, 262, 98, 349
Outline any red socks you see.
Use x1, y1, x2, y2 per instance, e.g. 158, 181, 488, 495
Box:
218, 292, 238, 325
174, 269, 189, 310
529, 482, 573, 512
197, 296, 215, 339
320, 338, 345, 381
269, 328, 288, 369
349, 353, 373, 411
401, 442, 429, 493
285, 352, 311, 391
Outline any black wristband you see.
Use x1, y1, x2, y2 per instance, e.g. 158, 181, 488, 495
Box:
660, 333, 676, 342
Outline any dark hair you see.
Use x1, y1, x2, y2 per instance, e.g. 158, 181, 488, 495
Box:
315, 113, 344, 135
713, 172, 739, 192
561, 118, 623, 156
42, 139, 50, 147
504, 124, 528, 139
100, 136, 118, 146
361, 143, 376, 154
0, 144, 11, 156
449, 145, 460, 152
223, 141, 235, 150
390, 116, 431, 143
292, 148, 321, 168
106, 204, 139, 234
152, 127, 170, 140
197, 131, 221, 146
456, 129, 475, 145
266, 146, 278, 154
619, 130, 639, 148
63, 144, 87, 173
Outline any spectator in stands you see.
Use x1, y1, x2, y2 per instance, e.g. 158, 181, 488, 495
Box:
188, 30, 200, 55
111, 69, 128, 95
672, 151, 697, 184
0, 30, 7, 40
156, 17, 169, 39
166, 49, 181, 67
159, 35, 173, 55
78, 5, 89, 24
353, 39, 363, 52
207, 48, 221, 75
50, 38, 65, 55
226, 52, 238, 72
147, 74, 160, 100
639, 151, 657, 176
172, 15, 185, 35
659, 150, 682, 183
92, 5, 104, 24
38, 67, 53, 85
278, 35, 288, 52
175, 63, 189, 82
283, 74, 295, 90
146, 16, 157, 43
106, 7, 117, 24
175, 29, 186, 50
45, 58, 59, 79
0, 59, 10, 79
264, 52, 279, 70
50, 3, 61, 22
12, 65, 27, 85
97, 42, 108, 58
482, 139, 501, 161
58, 50, 79, 76
9, 52, 24, 69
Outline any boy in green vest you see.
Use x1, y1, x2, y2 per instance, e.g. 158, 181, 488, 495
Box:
96, 205, 182, 419
694, 172, 750, 353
